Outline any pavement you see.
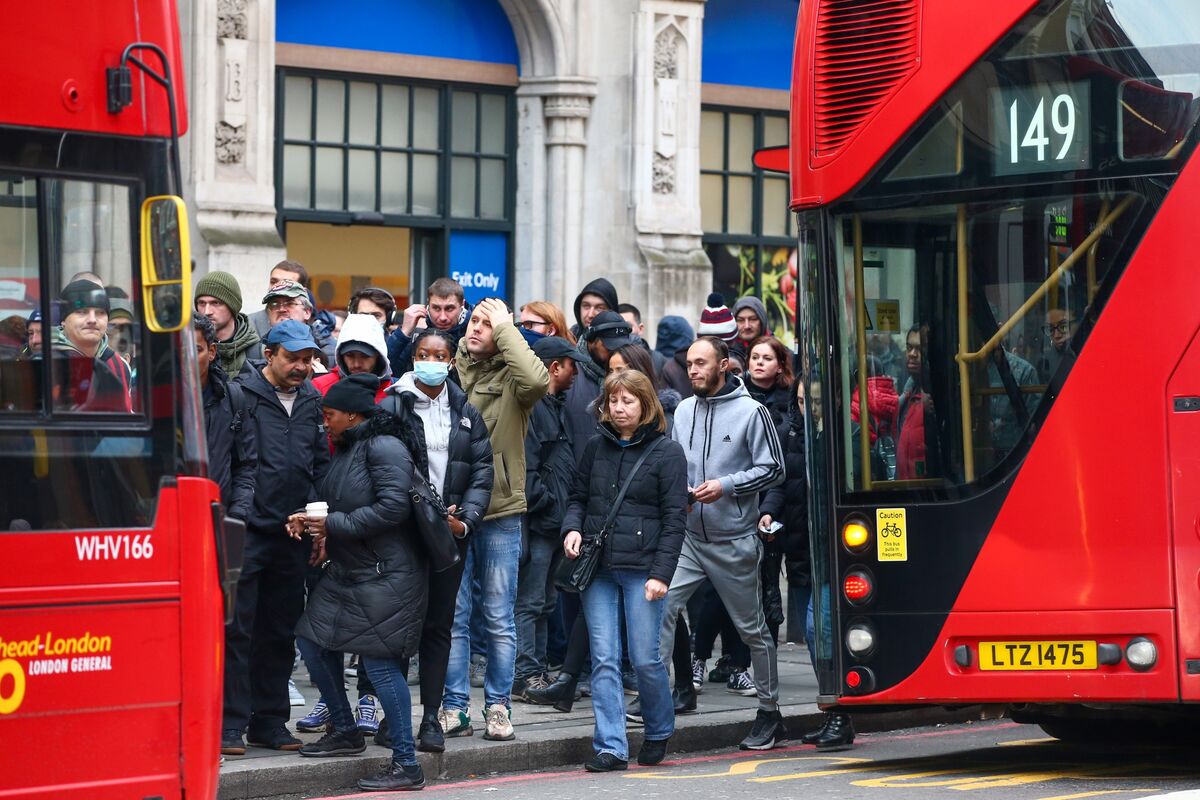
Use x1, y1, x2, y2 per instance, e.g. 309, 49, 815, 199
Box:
218, 642, 987, 800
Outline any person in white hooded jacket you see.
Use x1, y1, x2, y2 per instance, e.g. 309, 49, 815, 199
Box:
312, 313, 394, 402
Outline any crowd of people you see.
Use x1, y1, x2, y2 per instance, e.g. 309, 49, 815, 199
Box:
196, 261, 845, 791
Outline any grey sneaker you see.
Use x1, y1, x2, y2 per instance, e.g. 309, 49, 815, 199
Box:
469, 654, 487, 688
406, 655, 420, 686
482, 703, 515, 741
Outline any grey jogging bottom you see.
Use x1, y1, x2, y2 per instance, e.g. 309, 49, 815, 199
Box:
659, 532, 779, 711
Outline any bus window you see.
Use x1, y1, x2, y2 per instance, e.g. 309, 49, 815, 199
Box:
0, 177, 41, 413
833, 193, 1148, 492
44, 180, 140, 415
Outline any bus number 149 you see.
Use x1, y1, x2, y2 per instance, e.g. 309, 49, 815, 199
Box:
1009, 94, 1076, 164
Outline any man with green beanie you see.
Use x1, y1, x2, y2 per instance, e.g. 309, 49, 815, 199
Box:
196, 270, 261, 377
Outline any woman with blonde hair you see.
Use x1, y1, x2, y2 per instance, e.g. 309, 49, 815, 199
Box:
519, 300, 575, 345
561, 370, 687, 771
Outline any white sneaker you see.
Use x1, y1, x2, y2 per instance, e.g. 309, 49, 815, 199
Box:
482, 703, 514, 741
288, 678, 306, 706
438, 706, 474, 738
691, 658, 706, 693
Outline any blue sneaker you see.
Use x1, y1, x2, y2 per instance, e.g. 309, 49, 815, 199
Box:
296, 699, 331, 732
356, 694, 381, 735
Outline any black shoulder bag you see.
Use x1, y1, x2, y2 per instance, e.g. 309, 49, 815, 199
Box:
554, 438, 664, 594
409, 471, 461, 573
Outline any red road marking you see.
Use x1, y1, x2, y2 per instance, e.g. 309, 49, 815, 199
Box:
304, 720, 1024, 799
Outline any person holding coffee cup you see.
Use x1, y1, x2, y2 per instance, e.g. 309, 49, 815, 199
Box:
289, 373, 431, 792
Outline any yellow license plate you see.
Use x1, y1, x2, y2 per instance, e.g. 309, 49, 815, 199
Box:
978, 640, 1098, 671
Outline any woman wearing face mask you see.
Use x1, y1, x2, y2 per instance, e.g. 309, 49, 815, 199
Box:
376, 329, 494, 753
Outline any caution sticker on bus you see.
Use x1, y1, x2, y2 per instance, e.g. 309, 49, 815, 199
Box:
978, 640, 1098, 671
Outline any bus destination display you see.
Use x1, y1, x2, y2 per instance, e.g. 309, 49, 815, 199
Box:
992, 81, 1091, 176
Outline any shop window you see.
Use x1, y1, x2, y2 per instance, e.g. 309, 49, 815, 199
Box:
701, 108, 795, 342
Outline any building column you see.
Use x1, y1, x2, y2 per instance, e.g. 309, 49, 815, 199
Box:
184, 0, 285, 302
514, 78, 596, 310
632, 0, 710, 325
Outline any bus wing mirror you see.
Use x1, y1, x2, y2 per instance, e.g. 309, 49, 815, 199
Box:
140, 195, 192, 332
753, 145, 790, 175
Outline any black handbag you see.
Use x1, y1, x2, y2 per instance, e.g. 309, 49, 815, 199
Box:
409, 472, 461, 573
554, 439, 664, 593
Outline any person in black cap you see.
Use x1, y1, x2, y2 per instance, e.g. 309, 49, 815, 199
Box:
565, 310, 634, 460
290, 372, 431, 791
48, 279, 133, 412
222, 318, 331, 757
513, 336, 578, 700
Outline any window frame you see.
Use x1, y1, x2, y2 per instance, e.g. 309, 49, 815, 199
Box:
0, 169, 148, 428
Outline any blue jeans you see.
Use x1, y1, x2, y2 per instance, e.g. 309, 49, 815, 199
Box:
443, 514, 522, 711
296, 636, 357, 733
515, 534, 559, 680
582, 566, 674, 760
362, 655, 416, 766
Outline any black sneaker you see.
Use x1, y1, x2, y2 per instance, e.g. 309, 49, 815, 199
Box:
220, 729, 246, 756
357, 760, 426, 792
374, 715, 390, 748
637, 737, 669, 766
739, 709, 787, 751
584, 752, 628, 772
622, 670, 639, 696
299, 727, 367, 757
708, 655, 734, 684
672, 685, 698, 714
246, 726, 302, 751
417, 714, 445, 753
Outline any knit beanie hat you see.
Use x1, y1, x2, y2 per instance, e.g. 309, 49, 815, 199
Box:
323, 373, 380, 415
697, 292, 737, 341
195, 270, 243, 316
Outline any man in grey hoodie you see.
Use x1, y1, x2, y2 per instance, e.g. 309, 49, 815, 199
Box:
659, 336, 786, 751
731, 296, 770, 361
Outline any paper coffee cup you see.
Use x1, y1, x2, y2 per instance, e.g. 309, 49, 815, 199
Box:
305, 501, 328, 519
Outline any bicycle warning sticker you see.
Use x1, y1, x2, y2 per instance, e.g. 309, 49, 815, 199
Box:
876, 508, 907, 562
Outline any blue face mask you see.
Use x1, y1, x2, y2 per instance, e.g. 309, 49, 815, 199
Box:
519, 326, 546, 347
413, 360, 450, 387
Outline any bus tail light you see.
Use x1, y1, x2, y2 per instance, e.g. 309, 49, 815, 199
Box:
843, 519, 870, 552
843, 570, 874, 605
845, 666, 876, 695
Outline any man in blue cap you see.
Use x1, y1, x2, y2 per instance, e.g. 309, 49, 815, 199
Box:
222, 319, 332, 756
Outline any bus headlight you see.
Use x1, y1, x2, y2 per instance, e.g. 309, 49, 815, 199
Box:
1125, 637, 1156, 671
846, 623, 876, 659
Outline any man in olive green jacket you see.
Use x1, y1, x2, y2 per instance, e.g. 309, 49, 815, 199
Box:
440, 297, 548, 742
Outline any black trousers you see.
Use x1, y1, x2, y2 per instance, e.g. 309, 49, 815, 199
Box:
693, 582, 751, 668
223, 529, 308, 734
401, 535, 469, 712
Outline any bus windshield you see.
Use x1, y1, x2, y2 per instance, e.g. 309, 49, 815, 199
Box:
815, 0, 1200, 496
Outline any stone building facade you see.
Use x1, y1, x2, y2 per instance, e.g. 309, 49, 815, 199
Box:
180, 0, 797, 340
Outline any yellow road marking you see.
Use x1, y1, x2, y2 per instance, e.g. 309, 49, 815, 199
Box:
628, 755, 869, 780
1035, 791, 1156, 800
998, 738, 1058, 746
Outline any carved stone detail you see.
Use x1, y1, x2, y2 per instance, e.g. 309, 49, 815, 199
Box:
217, 0, 248, 39
652, 153, 675, 195
215, 122, 246, 164
654, 27, 679, 79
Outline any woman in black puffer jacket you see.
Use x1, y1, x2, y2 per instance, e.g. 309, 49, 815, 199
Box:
562, 369, 687, 772
290, 374, 429, 792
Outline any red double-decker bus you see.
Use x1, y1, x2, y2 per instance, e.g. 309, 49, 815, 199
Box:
789, 0, 1200, 738
0, 3, 238, 796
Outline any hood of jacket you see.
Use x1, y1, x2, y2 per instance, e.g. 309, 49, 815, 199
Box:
596, 419, 665, 447
217, 313, 261, 356
852, 375, 900, 442
658, 387, 682, 417
695, 373, 749, 406
50, 324, 114, 361
572, 278, 619, 328
655, 315, 695, 359
732, 296, 770, 341
335, 313, 392, 380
